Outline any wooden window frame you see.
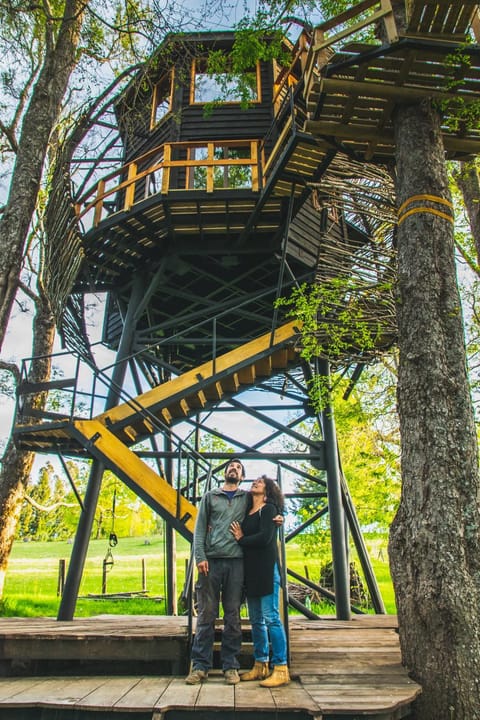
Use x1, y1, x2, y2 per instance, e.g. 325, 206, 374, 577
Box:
190, 58, 262, 106
150, 69, 174, 129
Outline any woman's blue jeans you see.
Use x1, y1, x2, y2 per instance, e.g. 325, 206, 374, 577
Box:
247, 563, 287, 666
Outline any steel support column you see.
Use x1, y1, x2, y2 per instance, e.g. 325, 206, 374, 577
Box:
57, 274, 146, 620
317, 358, 351, 620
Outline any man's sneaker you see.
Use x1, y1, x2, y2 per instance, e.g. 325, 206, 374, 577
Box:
224, 668, 240, 685
185, 668, 208, 685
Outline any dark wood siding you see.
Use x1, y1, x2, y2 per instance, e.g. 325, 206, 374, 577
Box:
118, 38, 276, 165
178, 60, 274, 143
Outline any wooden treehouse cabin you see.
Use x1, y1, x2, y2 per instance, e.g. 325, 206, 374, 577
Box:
8, 1, 480, 716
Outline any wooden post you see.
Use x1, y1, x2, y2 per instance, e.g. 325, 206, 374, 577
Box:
162, 145, 171, 193
206, 143, 214, 192
93, 180, 105, 227
124, 163, 137, 210
142, 558, 147, 592
102, 559, 108, 595
251, 141, 259, 191
380, 0, 398, 43
57, 559, 66, 596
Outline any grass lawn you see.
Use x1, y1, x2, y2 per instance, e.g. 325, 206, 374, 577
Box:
1, 533, 395, 617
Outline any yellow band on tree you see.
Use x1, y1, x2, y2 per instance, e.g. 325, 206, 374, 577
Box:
397, 194, 454, 226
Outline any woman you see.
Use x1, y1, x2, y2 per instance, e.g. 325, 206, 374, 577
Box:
230, 475, 290, 687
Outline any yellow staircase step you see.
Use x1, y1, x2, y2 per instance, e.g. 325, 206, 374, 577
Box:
96, 321, 301, 440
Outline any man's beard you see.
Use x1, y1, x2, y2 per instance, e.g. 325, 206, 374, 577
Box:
225, 475, 240, 486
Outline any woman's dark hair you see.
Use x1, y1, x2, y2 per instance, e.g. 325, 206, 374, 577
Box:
261, 475, 285, 513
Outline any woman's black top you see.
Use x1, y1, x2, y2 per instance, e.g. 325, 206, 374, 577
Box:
238, 501, 278, 598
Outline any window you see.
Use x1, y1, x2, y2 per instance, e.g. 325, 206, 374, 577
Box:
191, 58, 259, 105
151, 70, 173, 128
213, 145, 252, 189
144, 152, 165, 197
185, 143, 254, 191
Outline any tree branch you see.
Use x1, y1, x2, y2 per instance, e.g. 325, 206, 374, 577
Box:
0, 360, 21, 386
24, 494, 78, 513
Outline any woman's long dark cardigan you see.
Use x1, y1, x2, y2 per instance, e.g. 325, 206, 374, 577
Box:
238, 501, 278, 598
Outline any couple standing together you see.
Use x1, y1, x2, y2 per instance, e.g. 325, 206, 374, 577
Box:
185, 458, 290, 687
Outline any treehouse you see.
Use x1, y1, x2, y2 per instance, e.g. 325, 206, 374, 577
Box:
15, 1, 480, 630
51, 30, 372, 372
8, 4, 480, 717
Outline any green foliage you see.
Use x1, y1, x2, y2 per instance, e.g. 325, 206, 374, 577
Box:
80, 13, 106, 59
437, 44, 480, 132
16, 460, 158, 542
290, 370, 400, 571
232, 22, 289, 67
275, 278, 392, 410
2, 536, 182, 616
2, 535, 397, 615
200, 25, 289, 113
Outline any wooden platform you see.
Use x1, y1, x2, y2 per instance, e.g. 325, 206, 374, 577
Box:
303, 0, 480, 162
0, 614, 421, 719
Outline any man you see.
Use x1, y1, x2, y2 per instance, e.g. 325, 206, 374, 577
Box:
185, 458, 249, 685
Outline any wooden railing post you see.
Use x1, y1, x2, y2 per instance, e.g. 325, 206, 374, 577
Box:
251, 141, 259, 191
162, 145, 171, 193
380, 0, 398, 43
207, 142, 215, 192
93, 180, 105, 227
124, 163, 137, 210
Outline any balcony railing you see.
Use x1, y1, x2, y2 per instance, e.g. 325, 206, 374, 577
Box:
75, 139, 261, 232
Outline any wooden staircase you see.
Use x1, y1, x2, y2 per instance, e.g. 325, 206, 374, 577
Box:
93, 320, 301, 444
14, 321, 302, 539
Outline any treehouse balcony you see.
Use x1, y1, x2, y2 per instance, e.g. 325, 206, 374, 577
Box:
301, 0, 480, 161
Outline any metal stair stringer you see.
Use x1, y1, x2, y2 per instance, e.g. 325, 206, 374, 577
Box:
70, 418, 196, 541
94, 320, 303, 447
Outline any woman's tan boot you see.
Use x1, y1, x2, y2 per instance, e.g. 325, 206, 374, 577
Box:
259, 665, 290, 687
240, 661, 270, 681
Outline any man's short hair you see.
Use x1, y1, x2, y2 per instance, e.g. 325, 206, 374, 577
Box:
225, 458, 246, 478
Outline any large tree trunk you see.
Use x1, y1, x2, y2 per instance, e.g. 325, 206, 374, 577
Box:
389, 99, 480, 718
0, 0, 85, 351
0, 295, 55, 597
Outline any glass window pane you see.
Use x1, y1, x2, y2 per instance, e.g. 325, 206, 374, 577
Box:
193, 60, 258, 104
151, 72, 172, 127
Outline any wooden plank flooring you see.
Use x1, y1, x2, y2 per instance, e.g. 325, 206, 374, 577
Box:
0, 614, 421, 718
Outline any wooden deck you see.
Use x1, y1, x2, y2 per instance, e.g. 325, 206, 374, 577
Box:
0, 614, 421, 719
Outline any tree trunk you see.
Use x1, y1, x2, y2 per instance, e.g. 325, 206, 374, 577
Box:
0, 295, 55, 597
0, 0, 85, 350
389, 99, 480, 718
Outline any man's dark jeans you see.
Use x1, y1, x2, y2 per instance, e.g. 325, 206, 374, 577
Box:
191, 557, 244, 671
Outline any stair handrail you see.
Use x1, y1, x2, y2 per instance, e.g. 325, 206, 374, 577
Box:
261, 84, 300, 184
303, 0, 398, 102
15, 285, 296, 431
14, 348, 215, 500
15, 350, 89, 426
99, 283, 297, 376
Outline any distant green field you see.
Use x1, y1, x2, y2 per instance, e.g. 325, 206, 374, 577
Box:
2, 533, 395, 617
